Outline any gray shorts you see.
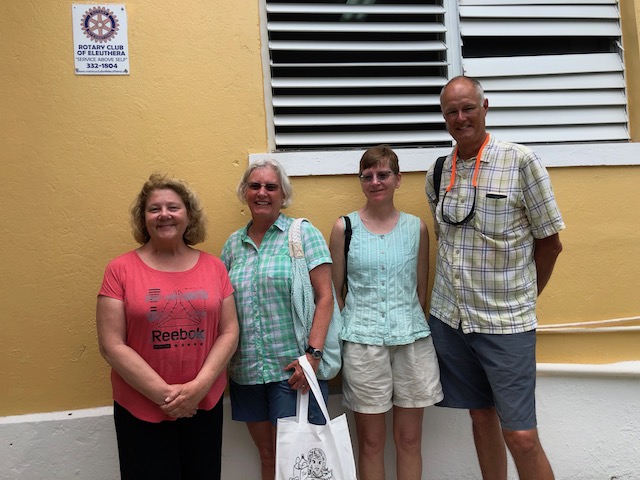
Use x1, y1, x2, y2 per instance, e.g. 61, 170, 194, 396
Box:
341, 337, 443, 414
428, 315, 538, 431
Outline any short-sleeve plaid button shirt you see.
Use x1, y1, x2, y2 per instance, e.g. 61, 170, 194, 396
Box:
221, 213, 331, 384
425, 135, 565, 334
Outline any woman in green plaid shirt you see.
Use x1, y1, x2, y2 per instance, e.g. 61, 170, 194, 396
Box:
221, 159, 335, 480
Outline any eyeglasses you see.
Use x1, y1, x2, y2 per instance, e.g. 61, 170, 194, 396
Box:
359, 171, 394, 183
247, 182, 280, 192
440, 185, 477, 226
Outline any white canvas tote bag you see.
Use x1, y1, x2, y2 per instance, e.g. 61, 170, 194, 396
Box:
275, 355, 357, 480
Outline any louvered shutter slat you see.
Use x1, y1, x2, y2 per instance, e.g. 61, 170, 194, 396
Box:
490, 125, 628, 143
460, 5, 619, 18
487, 107, 627, 127
267, 4, 445, 14
273, 95, 441, 108
464, 53, 623, 77
461, 20, 620, 36
269, 41, 447, 52
487, 91, 626, 108
481, 73, 625, 91
275, 112, 445, 127
268, 22, 446, 33
460, 0, 617, 6
275, 131, 452, 148
272, 77, 447, 89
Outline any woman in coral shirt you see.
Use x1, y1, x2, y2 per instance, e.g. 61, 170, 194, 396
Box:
97, 174, 239, 480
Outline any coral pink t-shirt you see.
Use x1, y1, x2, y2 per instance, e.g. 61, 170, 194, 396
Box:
99, 250, 233, 422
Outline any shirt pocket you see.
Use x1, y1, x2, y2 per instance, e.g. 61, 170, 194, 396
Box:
473, 190, 516, 238
265, 247, 292, 290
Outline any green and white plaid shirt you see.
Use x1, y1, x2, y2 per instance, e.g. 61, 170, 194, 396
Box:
425, 135, 565, 334
221, 213, 331, 384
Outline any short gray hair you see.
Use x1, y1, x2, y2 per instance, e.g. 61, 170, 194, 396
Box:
236, 158, 293, 208
440, 75, 486, 106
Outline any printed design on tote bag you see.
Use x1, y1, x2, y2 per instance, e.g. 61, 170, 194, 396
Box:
289, 448, 334, 480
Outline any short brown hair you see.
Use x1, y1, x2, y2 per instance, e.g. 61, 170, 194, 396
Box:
130, 173, 206, 245
359, 144, 400, 175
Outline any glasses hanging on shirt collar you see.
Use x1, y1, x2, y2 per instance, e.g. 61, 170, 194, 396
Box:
440, 134, 490, 226
441, 186, 478, 225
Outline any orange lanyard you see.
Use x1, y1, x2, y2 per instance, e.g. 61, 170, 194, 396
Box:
445, 134, 490, 192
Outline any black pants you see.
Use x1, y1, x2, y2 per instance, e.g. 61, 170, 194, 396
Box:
114, 399, 223, 480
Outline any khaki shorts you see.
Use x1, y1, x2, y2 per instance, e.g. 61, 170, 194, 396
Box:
341, 336, 444, 414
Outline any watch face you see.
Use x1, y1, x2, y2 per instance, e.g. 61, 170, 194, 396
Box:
307, 347, 323, 359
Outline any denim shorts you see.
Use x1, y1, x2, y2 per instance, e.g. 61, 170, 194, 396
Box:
428, 315, 538, 431
229, 379, 329, 426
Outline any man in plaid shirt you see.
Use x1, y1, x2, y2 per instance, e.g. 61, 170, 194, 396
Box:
425, 76, 564, 480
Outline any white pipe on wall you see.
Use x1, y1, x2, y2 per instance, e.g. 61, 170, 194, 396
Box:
537, 361, 640, 378
538, 325, 640, 334
537, 315, 640, 334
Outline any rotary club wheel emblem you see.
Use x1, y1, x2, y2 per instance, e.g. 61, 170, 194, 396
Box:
81, 6, 120, 43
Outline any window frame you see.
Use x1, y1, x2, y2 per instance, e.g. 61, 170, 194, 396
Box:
256, 0, 639, 175
250, 143, 640, 176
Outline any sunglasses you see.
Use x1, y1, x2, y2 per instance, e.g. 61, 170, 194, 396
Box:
247, 182, 280, 192
440, 186, 477, 226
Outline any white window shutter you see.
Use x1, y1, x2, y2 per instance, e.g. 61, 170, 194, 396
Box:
458, 0, 629, 143
264, 1, 452, 150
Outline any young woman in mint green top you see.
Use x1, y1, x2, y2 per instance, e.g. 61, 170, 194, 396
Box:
338, 211, 429, 346
329, 145, 443, 480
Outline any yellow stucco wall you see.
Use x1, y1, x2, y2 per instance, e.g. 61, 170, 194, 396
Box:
1, 1, 639, 416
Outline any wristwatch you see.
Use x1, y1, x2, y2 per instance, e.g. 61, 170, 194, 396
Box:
305, 346, 323, 359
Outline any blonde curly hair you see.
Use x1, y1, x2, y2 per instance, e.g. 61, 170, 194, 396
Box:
130, 173, 207, 245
